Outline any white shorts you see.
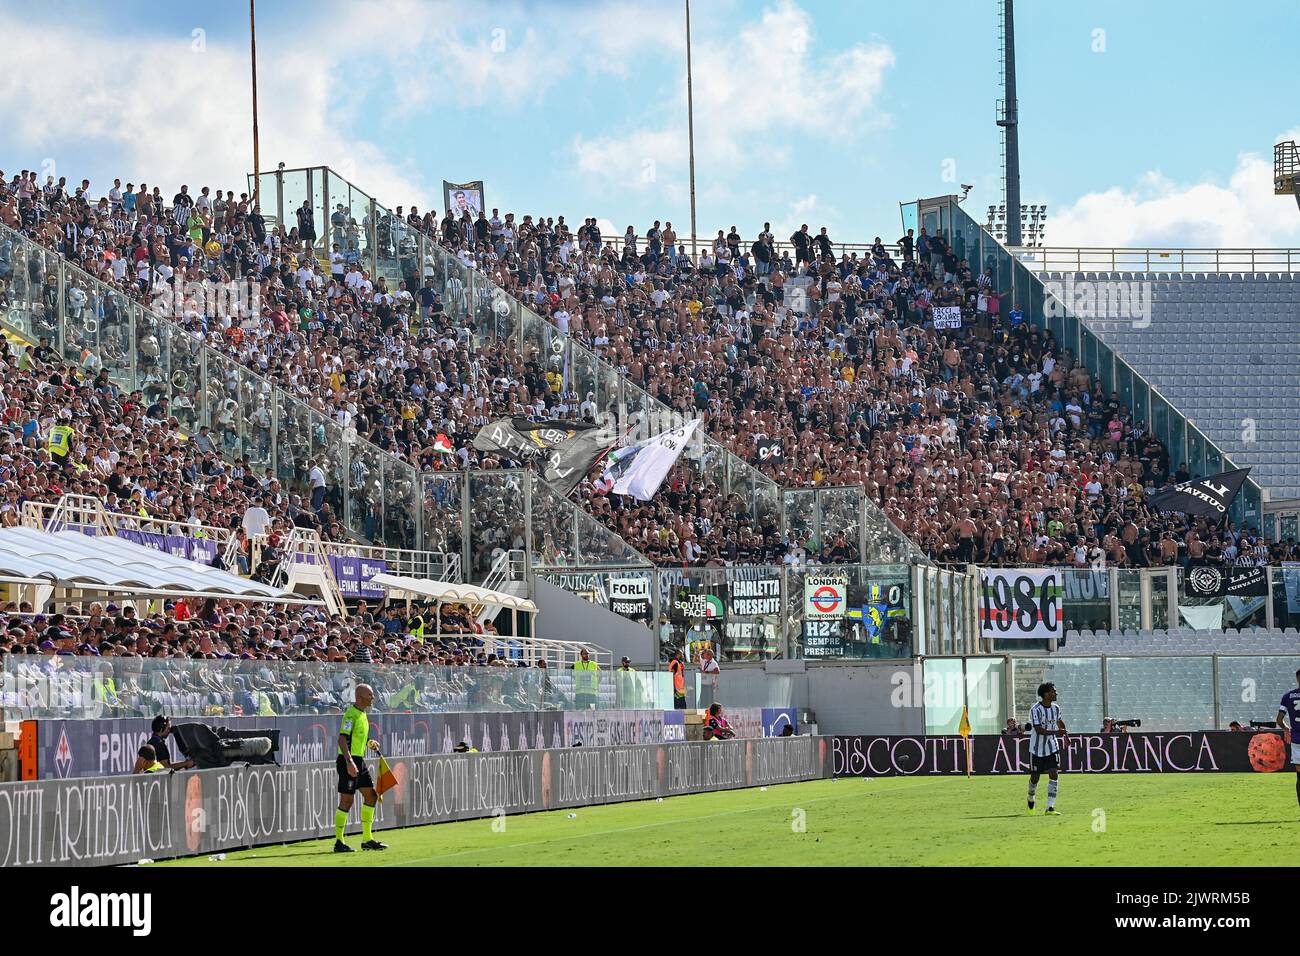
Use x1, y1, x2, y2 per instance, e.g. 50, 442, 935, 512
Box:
1292, 743, 1300, 765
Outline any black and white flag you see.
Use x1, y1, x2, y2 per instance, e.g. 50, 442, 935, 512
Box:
1147, 467, 1250, 519
756, 438, 784, 463
543, 425, 619, 495
1186, 565, 1268, 598
472, 417, 598, 460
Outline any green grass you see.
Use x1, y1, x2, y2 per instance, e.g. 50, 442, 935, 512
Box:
159, 773, 1300, 867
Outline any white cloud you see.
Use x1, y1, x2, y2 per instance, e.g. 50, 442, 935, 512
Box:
1048, 133, 1300, 248
0, 10, 433, 212
772, 193, 833, 243
571, 0, 894, 196
354, 0, 684, 115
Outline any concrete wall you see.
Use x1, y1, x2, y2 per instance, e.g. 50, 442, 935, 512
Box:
533, 579, 656, 664
804, 662, 924, 736
701, 660, 924, 736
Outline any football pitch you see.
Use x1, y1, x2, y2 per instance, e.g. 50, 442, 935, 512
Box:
159, 773, 1300, 867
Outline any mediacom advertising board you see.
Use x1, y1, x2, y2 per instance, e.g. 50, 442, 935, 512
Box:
833, 732, 1295, 777
35, 712, 566, 780
0, 736, 831, 867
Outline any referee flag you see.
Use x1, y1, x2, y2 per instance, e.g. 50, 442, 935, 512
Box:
376, 755, 398, 800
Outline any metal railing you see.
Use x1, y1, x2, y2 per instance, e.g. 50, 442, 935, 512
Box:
1012, 246, 1300, 274
21, 496, 233, 549
906, 196, 1264, 527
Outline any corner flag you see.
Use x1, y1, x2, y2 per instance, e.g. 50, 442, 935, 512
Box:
958, 707, 972, 778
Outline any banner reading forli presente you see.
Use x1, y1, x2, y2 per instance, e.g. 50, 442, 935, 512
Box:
833, 732, 1294, 777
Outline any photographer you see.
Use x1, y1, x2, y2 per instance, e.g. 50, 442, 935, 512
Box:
147, 714, 195, 771
1101, 718, 1139, 733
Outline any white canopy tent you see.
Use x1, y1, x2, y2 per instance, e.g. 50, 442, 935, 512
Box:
368, 572, 611, 666
370, 572, 611, 666
368, 573, 537, 613
0, 527, 316, 606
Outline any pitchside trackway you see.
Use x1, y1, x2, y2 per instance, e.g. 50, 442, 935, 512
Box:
159, 775, 1299, 867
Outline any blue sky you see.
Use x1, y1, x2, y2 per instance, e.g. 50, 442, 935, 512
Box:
1, 0, 1297, 247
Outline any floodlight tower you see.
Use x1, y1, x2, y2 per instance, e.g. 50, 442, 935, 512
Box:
996, 0, 1022, 246
1276, 141, 1300, 210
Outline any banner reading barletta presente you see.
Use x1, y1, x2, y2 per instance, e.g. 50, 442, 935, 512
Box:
978, 568, 1063, 639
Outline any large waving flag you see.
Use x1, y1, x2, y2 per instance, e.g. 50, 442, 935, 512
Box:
543, 425, 620, 494
472, 417, 599, 461
602, 420, 701, 501
1147, 467, 1250, 519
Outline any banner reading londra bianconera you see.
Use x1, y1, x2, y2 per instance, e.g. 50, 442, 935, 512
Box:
978, 568, 1064, 640
0, 737, 830, 867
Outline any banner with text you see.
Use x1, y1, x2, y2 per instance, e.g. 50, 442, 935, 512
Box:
804, 573, 847, 619
833, 732, 1292, 777
34, 712, 565, 780
0, 737, 831, 866
978, 568, 1063, 639
932, 306, 962, 330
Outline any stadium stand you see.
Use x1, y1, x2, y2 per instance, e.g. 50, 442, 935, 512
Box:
0, 330, 330, 573
1054, 271, 1300, 499
1062, 627, 1300, 655
2, 167, 1290, 575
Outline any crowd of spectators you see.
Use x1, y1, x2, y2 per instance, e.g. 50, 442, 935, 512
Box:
0, 167, 1291, 570
0, 594, 574, 719
0, 331, 347, 577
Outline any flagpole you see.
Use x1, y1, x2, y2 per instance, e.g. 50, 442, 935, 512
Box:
685, 0, 698, 260
249, 0, 261, 208
962, 656, 972, 779
575, 420, 639, 500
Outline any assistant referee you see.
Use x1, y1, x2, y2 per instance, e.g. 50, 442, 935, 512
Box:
334, 683, 388, 853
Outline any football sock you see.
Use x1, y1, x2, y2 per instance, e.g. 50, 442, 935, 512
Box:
361, 803, 375, 841
334, 808, 347, 842
1027, 780, 1037, 807
1047, 780, 1059, 809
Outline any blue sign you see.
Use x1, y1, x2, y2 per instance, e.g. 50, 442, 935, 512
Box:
326, 556, 388, 599
761, 708, 797, 737
662, 710, 687, 742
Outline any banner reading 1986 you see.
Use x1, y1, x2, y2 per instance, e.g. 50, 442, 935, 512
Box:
979, 568, 1063, 639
